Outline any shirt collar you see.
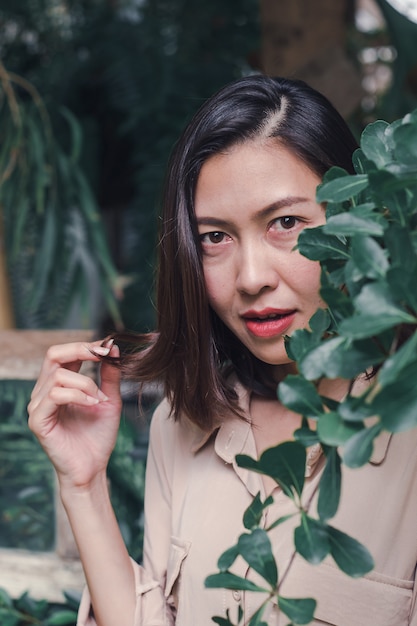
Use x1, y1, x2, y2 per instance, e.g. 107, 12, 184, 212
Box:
189, 378, 392, 469
190, 378, 251, 455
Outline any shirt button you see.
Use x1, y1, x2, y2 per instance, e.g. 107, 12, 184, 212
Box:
232, 590, 241, 602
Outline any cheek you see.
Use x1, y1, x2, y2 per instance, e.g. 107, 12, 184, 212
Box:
203, 267, 228, 309
293, 258, 323, 302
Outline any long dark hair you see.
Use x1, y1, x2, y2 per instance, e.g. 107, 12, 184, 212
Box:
116, 74, 358, 430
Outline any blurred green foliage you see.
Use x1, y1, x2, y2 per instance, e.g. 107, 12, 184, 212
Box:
0, 586, 79, 626
0, 379, 147, 562
0, 0, 260, 331
0, 380, 54, 551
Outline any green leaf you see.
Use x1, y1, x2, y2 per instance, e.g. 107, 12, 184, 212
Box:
378, 331, 417, 386
323, 212, 384, 237
317, 448, 341, 521
248, 605, 268, 626
278, 375, 323, 418
350, 236, 388, 279
284, 328, 320, 363
360, 120, 392, 168
278, 597, 316, 626
299, 336, 383, 380
218, 544, 239, 571
294, 514, 330, 564
340, 283, 417, 339
386, 266, 417, 312
393, 123, 417, 166
212, 617, 235, 626
237, 529, 278, 587
328, 526, 374, 577
0, 609, 20, 626
316, 175, 368, 203
243, 492, 274, 530
0, 589, 13, 608
338, 394, 374, 422
320, 281, 354, 325
60, 106, 83, 164
342, 423, 382, 468
236, 442, 306, 499
212, 607, 240, 626
297, 228, 349, 261
317, 412, 362, 446
352, 148, 378, 174
44, 610, 78, 625
385, 223, 416, 269
371, 360, 417, 432
294, 419, 320, 447
205, 572, 267, 593
308, 308, 331, 333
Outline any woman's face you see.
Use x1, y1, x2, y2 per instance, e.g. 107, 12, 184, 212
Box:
194, 139, 326, 372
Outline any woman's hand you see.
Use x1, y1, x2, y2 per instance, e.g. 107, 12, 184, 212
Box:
28, 339, 122, 490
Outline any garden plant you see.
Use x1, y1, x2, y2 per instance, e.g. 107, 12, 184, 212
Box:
205, 107, 417, 625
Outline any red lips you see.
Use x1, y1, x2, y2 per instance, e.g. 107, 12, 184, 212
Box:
242, 308, 296, 338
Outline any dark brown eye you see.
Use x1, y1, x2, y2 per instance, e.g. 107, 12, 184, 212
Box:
207, 232, 225, 243
280, 216, 297, 229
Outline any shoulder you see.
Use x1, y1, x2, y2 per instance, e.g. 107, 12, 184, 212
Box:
149, 396, 213, 454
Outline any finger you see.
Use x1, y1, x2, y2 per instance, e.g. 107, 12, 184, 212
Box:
30, 367, 108, 413
28, 387, 105, 437
99, 343, 121, 402
33, 340, 111, 396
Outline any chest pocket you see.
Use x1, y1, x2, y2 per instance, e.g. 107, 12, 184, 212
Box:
164, 536, 191, 619
281, 559, 413, 626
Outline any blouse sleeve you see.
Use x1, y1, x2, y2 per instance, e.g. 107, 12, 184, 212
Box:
76, 558, 174, 626
410, 577, 417, 625
76, 399, 177, 626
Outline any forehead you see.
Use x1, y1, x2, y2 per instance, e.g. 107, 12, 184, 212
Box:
194, 140, 321, 217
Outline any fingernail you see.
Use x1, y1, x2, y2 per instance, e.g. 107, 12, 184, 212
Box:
94, 346, 111, 356
97, 390, 109, 402
86, 396, 99, 405
102, 338, 115, 349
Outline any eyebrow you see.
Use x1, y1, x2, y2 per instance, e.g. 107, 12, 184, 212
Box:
196, 196, 311, 227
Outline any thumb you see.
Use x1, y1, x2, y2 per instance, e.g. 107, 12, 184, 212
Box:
99, 343, 122, 402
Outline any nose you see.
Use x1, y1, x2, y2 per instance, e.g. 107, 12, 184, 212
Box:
235, 240, 280, 296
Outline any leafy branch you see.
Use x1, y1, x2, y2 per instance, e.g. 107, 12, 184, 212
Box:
205, 107, 417, 624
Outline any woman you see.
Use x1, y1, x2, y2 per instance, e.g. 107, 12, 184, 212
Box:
28, 75, 417, 626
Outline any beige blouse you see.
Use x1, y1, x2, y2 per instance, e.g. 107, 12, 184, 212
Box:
78, 381, 417, 625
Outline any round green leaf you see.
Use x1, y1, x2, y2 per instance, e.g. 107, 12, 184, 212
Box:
236, 442, 306, 499
327, 526, 374, 577
278, 596, 316, 625
393, 123, 417, 165
278, 375, 323, 418
317, 412, 362, 447
342, 423, 382, 468
238, 529, 278, 587
360, 120, 391, 167
294, 515, 330, 564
